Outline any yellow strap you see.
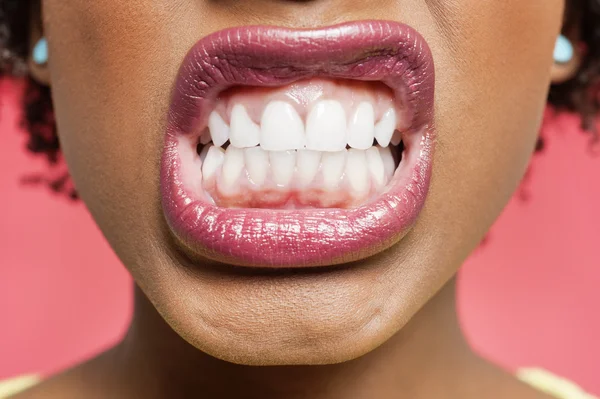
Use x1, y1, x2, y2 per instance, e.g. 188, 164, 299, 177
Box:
517, 368, 597, 399
0, 374, 40, 398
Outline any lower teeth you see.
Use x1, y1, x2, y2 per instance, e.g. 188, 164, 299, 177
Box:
191, 141, 403, 209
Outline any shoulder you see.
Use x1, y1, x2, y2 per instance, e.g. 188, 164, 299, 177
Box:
517, 368, 597, 399
0, 375, 41, 398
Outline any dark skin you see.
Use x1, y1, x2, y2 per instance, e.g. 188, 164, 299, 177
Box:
9, 0, 588, 397
15, 284, 555, 399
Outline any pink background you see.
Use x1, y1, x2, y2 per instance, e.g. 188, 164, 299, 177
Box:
1, 79, 598, 394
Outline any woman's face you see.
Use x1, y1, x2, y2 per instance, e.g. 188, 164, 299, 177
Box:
41, 0, 564, 364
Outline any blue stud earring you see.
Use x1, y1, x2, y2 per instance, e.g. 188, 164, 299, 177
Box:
554, 34, 574, 64
33, 37, 48, 65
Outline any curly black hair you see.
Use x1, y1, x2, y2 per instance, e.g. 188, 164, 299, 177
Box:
1, 0, 599, 199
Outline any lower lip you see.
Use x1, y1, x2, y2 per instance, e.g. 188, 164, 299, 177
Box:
161, 20, 436, 268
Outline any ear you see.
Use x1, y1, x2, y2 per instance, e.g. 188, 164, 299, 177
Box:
27, 1, 50, 85
550, 32, 584, 85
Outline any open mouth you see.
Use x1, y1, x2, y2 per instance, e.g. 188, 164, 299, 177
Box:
161, 21, 435, 268
187, 79, 407, 209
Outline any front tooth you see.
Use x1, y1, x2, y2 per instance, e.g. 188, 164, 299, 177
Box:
347, 102, 375, 150
375, 108, 397, 147
221, 146, 245, 190
377, 146, 396, 183
202, 145, 225, 182
366, 147, 385, 188
244, 147, 269, 186
230, 104, 260, 148
345, 149, 369, 196
296, 150, 321, 187
306, 100, 347, 151
321, 150, 347, 189
269, 150, 296, 187
208, 111, 229, 147
260, 101, 305, 151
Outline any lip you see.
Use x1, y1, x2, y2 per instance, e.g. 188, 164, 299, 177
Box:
161, 20, 435, 268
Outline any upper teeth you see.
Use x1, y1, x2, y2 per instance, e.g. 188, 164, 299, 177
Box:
202, 100, 401, 151
230, 104, 260, 148
207, 111, 230, 147
347, 102, 375, 150
306, 100, 348, 152
261, 101, 306, 151
374, 108, 397, 148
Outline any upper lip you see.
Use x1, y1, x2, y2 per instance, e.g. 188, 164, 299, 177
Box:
161, 20, 436, 268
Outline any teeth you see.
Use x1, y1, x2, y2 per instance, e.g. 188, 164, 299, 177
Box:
199, 145, 397, 202
244, 147, 269, 186
296, 150, 321, 187
378, 146, 395, 182
199, 144, 210, 164
200, 98, 403, 199
200, 129, 212, 145
345, 149, 369, 196
269, 150, 296, 187
390, 129, 402, 146
375, 108, 397, 147
208, 112, 229, 147
366, 147, 385, 188
202, 145, 225, 181
230, 104, 260, 148
321, 150, 347, 189
260, 101, 305, 151
208, 101, 402, 154
221, 146, 245, 191
306, 100, 347, 152
347, 102, 375, 150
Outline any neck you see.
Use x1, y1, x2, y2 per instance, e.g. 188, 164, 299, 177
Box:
114, 278, 481, 399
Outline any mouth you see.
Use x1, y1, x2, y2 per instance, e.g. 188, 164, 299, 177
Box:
161, 20, 435, 268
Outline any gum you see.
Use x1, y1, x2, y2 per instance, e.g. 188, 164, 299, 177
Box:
203, 176, 382, 209
212, 78, 401, 126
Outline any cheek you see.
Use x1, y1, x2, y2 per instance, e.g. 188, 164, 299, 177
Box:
42, 1, 192, 270
418, 0, 564, 252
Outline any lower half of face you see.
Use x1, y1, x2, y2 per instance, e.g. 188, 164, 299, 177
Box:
43, 0, 563, 365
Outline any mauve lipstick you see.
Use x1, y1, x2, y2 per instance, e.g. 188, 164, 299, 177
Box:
161, 20, 436, 268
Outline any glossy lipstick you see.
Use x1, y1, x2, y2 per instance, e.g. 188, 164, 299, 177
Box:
161, 20, 436, 268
